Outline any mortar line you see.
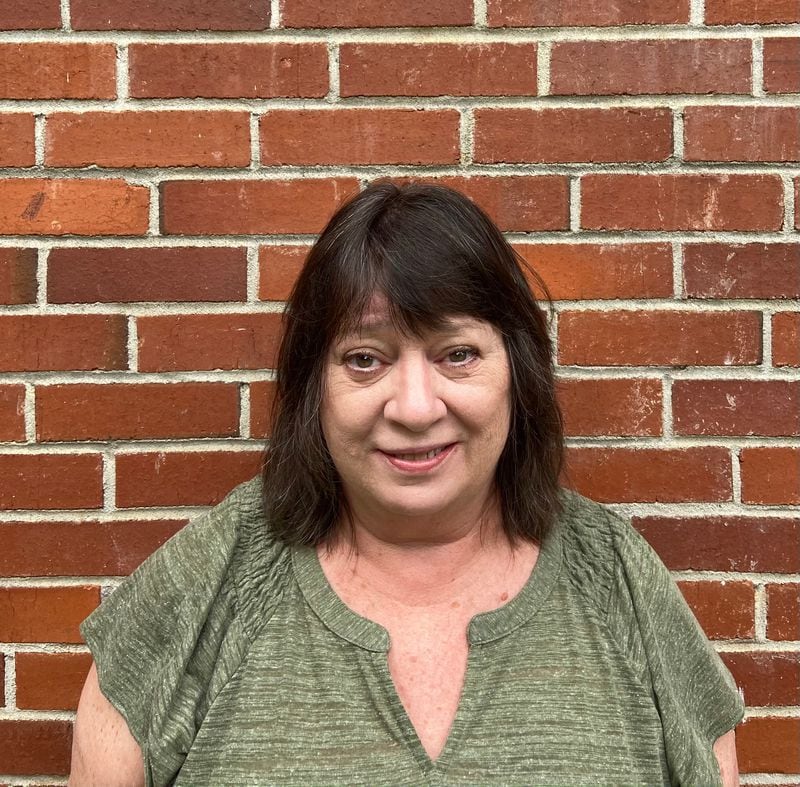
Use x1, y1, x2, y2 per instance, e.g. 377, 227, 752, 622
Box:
672, 107, 684, 161
327, 42, 340, 101
752, 37, 765, 97
102, 451, 116, 512
36, 248, 48, 306
127, 315, 138, 372
33, 115, 46, 167
782, 173, 795, 235
689, 0, 705, 25
270, 0, 281, 28
460, 108, 474, 166
249, 113, 261, 168
762, 307, 773, 368
60, 0, 71, 30
536, 40, 551, 97
661, 376, 674, 439
4, 651, 16, 710
246, 245, 260, 302
753, 583, 768, 641
473, 0, 488, 27
732, 446, 742, 504
23, 384, 36, 444
148, 182, 160, 236
239, 383, 251, 439
115, 43, 129, 104
569, 176, 581, 232
672, 242, 684, 299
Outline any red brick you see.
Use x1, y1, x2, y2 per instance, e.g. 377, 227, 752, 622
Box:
0, 586, 99, 642
0, 720, 72, 776
634, 516, 800, 573
721, 652, 800, 706
0, 0, 60, 29
390, 175, 569, 232
281, 0, 471, 27
737, 717, 800, 773
0, 43, 114, 99
558, 378, 662, 437
550, 40, 751, 96
0, 114, 35, 167
36, 383, 240, 441
0, 454, 103, 510
683, 243, 800, 299
767, 583, 800, 640
773, 312, 800, 367
558, 310, 761, 367
565, 447, 732, 503
0, 519, 185, 576
0, 385, 25, 442
340, 43, 536, 97
474, 108, 672, 163
673, 380, 800, 437
259, 245, 309, 301
706, 0, 800, 24
581, 174, 783, 231
515, 243, 673, 300
47, 247, 247, 303
129, 43, 328, 99
0, 314, 126, 372
488, 0, 689, 26
115, 451, 262, 507
16, 653, 93, 711
260, 109, 459, 166
764, 38, 800, 94
0, 248, 37, 305
685, 106, 800, 162
250, 381, 276, 439
137, 313, 282, 372
46, 111, 250, 168
741, 447, 800, 505
678, 580, 754, 639
71, 0, 269, 30
0, 179, 149, 236
161, 178, 358, 236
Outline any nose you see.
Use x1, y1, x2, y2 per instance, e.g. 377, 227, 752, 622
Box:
383, 354, 447, 432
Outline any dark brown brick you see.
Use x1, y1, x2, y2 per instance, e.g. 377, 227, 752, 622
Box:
678, 580, 755, 639
0, 0, 61, 29
0, 314, 127, 372
764, 38, 800, 94
115, 451, 262, 507
635, 516, 800, 573
683, 243, 800, 299
137, 313, 282, 372
721, 652, 800, 707
71, 0, 269, 30
281, 0, 471, 27
16, 653, 93, 710
0, 519, 185, 576
488, 0, 689, 26
0, 720, 72, 776
130, 43, 328, 98
36, 383, 240, 441
0, 114, 35, 166
0, 385, 25, 442
0, 454, 103, 510
737, 717, 800, 773
0, 586, 99, 642
47, 247, 247, 303
0, 248, 37, 305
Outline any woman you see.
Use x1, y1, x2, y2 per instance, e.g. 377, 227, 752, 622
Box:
70, 183, 742, 785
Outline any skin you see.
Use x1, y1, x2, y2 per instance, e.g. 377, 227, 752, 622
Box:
68, 301, 740, 783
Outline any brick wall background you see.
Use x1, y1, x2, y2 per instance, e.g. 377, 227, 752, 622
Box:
0, 0, 799, 780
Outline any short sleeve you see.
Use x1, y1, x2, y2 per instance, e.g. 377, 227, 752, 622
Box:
80, 478, 283, 786
607, 521, 745, 786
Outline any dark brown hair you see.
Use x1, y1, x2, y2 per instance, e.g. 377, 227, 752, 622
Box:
262, 182, 563, 545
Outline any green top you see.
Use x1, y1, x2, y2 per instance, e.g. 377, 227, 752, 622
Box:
82, 478, 744, 786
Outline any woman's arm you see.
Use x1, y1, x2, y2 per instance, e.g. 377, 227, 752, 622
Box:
69, 663, 145, 787
713, 729, 740, 787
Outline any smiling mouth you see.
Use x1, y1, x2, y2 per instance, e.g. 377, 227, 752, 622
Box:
388, 446, 447, 462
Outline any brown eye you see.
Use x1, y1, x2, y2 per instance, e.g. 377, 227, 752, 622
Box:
446, 348, 477, 365
345, 353, 379, 371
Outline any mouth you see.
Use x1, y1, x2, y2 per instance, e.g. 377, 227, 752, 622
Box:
378, 443, 456, 473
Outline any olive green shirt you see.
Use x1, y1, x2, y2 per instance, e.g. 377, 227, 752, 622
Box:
82, 477, 744, 786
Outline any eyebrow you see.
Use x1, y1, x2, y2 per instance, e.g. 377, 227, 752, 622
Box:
342, 316, 477, 340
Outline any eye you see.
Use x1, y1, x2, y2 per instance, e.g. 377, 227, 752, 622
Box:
344, 352, 381, 372
444, 347, 478, 366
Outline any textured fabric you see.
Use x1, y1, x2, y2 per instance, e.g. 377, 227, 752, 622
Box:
81, 477, 744, 786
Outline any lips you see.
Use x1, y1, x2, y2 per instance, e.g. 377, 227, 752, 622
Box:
378, 443, 456, 473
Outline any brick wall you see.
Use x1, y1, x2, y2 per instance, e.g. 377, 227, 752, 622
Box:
0, 0, 798, 780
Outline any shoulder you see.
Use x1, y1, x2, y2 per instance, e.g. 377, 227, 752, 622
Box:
80, 476, 293, 757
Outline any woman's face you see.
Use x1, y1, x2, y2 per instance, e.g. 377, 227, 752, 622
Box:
321, 298, 512, 536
